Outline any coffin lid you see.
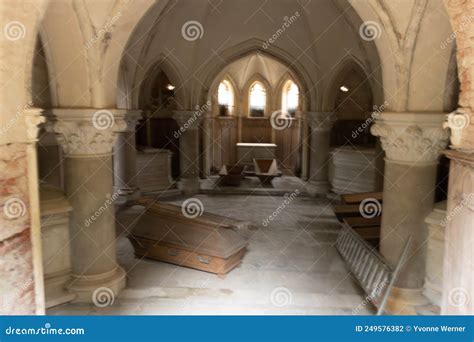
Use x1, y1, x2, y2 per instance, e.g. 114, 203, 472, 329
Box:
130, 200, 248, 259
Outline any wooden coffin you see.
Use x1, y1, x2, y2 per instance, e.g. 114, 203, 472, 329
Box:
129, 199, 248, 276
218, 164, 246, 186
341, 191, 383, 204
253, 158, 282, 184
333, 190, 383, 248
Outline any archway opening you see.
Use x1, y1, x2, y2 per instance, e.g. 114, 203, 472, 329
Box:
136, 67, 181, 179
249, 82, 267, 117
281, 80, 299, 117
217, 80, 234, 116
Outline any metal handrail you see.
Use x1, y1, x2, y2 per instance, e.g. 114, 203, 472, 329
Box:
335, 222, 412, 315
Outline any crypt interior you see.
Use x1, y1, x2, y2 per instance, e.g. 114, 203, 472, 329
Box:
1, 0, 473, 316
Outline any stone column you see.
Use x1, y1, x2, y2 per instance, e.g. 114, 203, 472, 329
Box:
113, 110, 141, 202
371, 112, 449, 314
1, 108, 46, 315
51, 109, 127, 302
441, 0, 474, 315
202, 113, 213, 177
173, 110, 203, 195
441, 150, 474, 314
441, 109, 474, 315
300, 121, 309, 180
305, 112, 335, 195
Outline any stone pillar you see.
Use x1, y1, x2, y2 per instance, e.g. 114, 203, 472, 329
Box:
441, 150, 474, 314
371, 112, 449, 314
442, 109, 474, 315
300, 118, 310, 180
441, 0, 474, 315
202, 114, 213, 177
1, 109, 46, 315
113, 111, 141, 202
374, 138, 385, 191
305, 112, 335, 195
51, 109, 127, 302
173, 110, 202, 195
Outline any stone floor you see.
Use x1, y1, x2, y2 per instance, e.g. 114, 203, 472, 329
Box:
48, 194, 374, 315
200, 176, 309, 196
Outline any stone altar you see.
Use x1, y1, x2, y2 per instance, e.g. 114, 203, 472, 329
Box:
236, 143, 276, 168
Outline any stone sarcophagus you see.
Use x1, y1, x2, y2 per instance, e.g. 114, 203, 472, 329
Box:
129, 199, 248, 276
40, 184, 76, 308
136, 147, 174, 193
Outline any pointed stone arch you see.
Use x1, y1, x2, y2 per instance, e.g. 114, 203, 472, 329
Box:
130, 55, 187, 111
194, 38, 314, 111
208, 73, 240, 116
274, 72, 304, 115
243, 73, 273, 117
323, 55, 378, 112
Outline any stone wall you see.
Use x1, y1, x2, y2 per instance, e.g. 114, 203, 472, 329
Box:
0, 144, 36, 314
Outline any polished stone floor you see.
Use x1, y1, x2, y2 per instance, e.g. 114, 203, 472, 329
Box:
48, 194, 373, 315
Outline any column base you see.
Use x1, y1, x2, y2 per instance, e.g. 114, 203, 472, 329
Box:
45, 271, 77, 309
385, 287, 430, 315
67, 266, 126, 303
178, 178, 200, 195
305, 180, 331, 196
113, 186, 140, 203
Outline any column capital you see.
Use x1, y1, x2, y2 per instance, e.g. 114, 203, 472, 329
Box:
0, 106, 45, 145
371, 112, 449, 165
122, 110, 142, 132
48, 108, 128, 157
443, 108, 473, 153
172, 110, 203, 131
306, 112, 336, 131
24, 108, 46, 143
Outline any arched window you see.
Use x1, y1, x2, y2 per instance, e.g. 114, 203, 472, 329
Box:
249, 82, 266, 117
149, 70, 176, 111
217, 80, 233, 116
282, 81, 299, 117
